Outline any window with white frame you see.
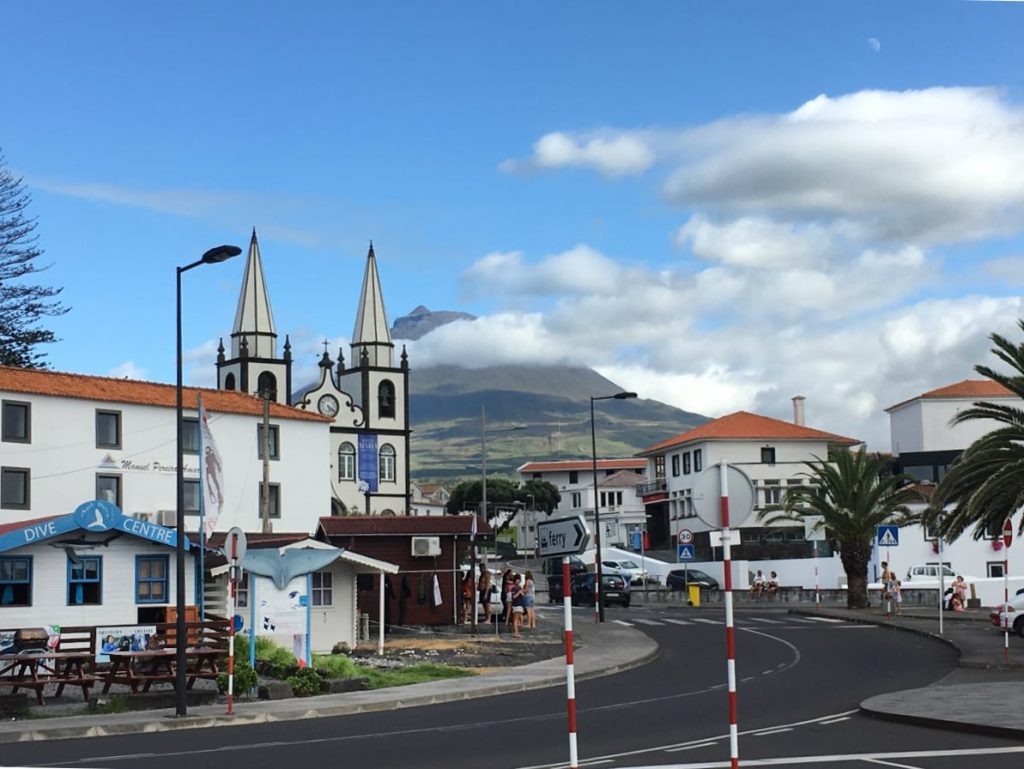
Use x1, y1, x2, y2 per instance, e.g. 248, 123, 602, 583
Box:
339, 442, 356, 480
379, 444, 396, 482
312, 571, 333, 606
694, 449, 702, 472
682, 452, 691, 474
671, 455, 680, 477
571, 491, 582, 508
236, 572, 250, 608
763, 480, 782, 506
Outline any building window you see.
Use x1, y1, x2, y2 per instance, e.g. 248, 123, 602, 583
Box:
184, 480, 200, 515
339, 442, 356, 480
989, 562, 1006, 578
682, 452, 692, 475
236, 572, 250, 608
532, 473, 541, 480
568, 470, 579, 484
761, 447, 776, 465
183, 418, 199, 454
96, 410, 122, 449
0, 556, 31, 606
68, 556, 102, 605
1, 401, 30, 443
600, 491, 623, 507
671, 455, 680, 477
257, 372, 278, 401
0, 467, 29, 509
312, 571, 333, 606
96, 474, 122, 507
655, 456, 665, 479
694, 449, 702, 472
982, 519, 1002, 540
379, 444, 396, 482
378, 380, 396, 419
258, 483, 281, 519
257, 424, 280, 460
764, 480, 782, 506
136, 555, 168, 604
571, 491, 582, 508
224, 373, 236, 391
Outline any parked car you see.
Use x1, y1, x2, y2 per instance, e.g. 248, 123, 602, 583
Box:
543, 555, 588, 577
548, 572, 631, 607
665, 568, 719, 591
601, 559, 649, 586
905, 564, 956, 581
990, 593, 1024, 636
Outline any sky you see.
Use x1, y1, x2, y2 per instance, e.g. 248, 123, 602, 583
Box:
6, 1, 1024, 452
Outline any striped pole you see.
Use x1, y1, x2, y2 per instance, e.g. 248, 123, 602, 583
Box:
563, 555, 579, 769
720, 462, 740, 769
226, 539, 237, 716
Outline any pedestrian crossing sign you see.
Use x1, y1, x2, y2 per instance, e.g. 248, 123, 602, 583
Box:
876, 525, 899, 547
677, 544, 695, 562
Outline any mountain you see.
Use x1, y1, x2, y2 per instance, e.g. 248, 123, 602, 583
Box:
392, 305, 476, 340
393, 308, 709, 481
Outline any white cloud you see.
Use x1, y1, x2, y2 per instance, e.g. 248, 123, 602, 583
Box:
500, 131, 656, 177
676, 215, 835, 269
106, 361, 148, 381
867, 38, 881, 53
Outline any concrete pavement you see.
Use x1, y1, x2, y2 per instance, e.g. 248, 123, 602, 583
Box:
1, 598, 1021, 744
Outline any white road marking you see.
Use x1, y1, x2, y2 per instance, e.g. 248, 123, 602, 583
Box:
752, 727, 794, 736
804, 616, 843, 623
665, 743, 719, 752
692, 618, 722, 625
864, 759, 924, 768
818, 716, 851, 725
613, 619, 634, 627
634, 618, 665, 626
664, 618, 693, 626
748, 617, 783, 624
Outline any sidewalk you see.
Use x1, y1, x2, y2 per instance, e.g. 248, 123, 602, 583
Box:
0, 620, 657, 744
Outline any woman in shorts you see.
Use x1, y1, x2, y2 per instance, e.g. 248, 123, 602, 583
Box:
523, 570, 537, 629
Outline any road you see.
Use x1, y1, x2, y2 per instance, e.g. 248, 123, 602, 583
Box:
6, 604, 1023, 769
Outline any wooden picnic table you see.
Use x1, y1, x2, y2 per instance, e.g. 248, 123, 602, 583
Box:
0, 651, 96, 705
102, 648, 221, 694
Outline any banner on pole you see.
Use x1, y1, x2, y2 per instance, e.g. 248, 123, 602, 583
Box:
200, 405, 226, 538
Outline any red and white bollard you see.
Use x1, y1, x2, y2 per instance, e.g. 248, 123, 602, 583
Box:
563, 555, 579, 769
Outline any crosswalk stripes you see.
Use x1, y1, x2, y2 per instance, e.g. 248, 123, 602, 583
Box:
805, 616, 844, 623
692, 618, 722, 625
747, 617, 783, 624
662, 618, 693, 626
613, 619, 634, 627
633, 618, 666, 626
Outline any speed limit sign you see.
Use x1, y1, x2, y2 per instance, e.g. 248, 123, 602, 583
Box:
678, 529, 693, 545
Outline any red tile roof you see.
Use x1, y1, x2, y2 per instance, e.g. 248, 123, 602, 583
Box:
598, 469, 648, 487
518, 459, 646, 473
205, 532, 311, 548
641, 411, 860, 455
885, 379, 1016, 412
0, 366, 328, 422
317, 515, 490, 537
0, 515, 63, 537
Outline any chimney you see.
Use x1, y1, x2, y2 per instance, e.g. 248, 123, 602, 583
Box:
792, 395, 806, 426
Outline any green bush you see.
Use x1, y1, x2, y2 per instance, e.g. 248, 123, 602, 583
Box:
312, 654, 359, 679
217, 660, 258, 695
287, 667, 326, 697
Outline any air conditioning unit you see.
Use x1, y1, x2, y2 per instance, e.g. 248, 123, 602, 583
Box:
132, 512, 154, 523
157, 510, 176, 527
411, 536, 441, 557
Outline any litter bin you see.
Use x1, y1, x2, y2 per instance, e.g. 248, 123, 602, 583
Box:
687, 584, 701, 607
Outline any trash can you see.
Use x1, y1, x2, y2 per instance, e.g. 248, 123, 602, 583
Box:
687, 584, 701, 607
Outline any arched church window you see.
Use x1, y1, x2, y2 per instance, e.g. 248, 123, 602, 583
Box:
224, 373, 236, 391
338, 442, 356, 481
379, 443, 396, 482
260, 372, 280, 403
378, 380, 395, 419
257, 372, 277, 401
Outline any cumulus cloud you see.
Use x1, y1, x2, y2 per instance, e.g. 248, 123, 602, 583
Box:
500, 131, 656, 177
867, 38, 881, 53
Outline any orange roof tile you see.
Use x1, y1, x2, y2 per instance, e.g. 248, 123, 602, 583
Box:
885, 379, 1017, 412
518, 458, 646, 473
0, 366, 328, 422
640, 411, 860, 455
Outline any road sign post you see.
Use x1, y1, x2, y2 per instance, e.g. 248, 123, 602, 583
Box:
224, 527, 246, 716
1004, 519, 1013, 662
537, 516, 590, 558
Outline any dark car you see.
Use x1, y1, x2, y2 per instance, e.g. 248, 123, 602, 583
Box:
542, 555, 587, 577
548, 572, 631, 607
665, 568, 719, 591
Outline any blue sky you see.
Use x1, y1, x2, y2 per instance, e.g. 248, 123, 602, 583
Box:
6, 1, 1024, 451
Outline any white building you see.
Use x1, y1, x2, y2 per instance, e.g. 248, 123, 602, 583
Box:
517, 459, 647, 549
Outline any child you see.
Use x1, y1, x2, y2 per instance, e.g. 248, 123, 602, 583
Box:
892, 578, 902, 615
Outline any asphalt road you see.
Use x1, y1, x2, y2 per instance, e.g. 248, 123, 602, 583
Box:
8, 605, 1024, 769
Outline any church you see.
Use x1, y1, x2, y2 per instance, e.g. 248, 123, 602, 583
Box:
215, 231, 411, 517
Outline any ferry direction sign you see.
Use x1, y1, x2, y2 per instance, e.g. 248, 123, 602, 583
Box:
537, 516, 590, 558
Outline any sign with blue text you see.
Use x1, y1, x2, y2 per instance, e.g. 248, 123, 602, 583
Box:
358, 434, 379, 493
876, 525, 899, 547
677, 544, 695, 562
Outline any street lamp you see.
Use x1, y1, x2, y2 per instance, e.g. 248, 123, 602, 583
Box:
591, 391, 638, 622
175, 244, 240, 716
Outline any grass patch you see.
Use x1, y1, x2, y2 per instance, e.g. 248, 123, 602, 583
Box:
360, 663, 476, 689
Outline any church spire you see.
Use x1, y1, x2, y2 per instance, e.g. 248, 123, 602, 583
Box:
351, 241, 394, 368
230, 228, 277, 358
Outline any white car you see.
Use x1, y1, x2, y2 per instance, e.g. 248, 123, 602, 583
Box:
990, 593, 1024, 636
601, 559, 647, 586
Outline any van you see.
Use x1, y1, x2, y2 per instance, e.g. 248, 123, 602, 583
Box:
905, 564, 956, 581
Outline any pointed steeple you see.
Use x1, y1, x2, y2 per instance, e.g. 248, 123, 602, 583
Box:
230, 229, 278, 358
351, 241, 394, 368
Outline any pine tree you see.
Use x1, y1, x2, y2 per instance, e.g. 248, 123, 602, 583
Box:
0, 150, 68, 368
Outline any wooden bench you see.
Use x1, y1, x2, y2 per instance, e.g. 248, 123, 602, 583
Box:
0, 651, 97, 704
102, 648, 221, 694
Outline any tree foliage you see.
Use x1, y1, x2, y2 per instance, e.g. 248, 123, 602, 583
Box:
445, 477, 561, 531
0, 150, 68, 368
759, 447, 918, 609
930, 321, 1024, 542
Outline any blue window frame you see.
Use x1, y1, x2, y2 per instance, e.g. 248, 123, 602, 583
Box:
67, 556, 102, 605
136, 555, 169, 604
0, 556, 31, 606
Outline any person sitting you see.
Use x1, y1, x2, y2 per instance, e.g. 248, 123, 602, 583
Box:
750, 570, 766, 600
950, 592, 966, 612
766, 571, 779, 601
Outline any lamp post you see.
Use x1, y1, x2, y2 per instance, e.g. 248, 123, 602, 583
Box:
526, 493, 536, 571
175, 244, 241, 717
591, 391, 638, 622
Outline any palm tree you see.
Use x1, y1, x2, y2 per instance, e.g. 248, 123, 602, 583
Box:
931, 321, 1024, 542
760, 447, 918, 609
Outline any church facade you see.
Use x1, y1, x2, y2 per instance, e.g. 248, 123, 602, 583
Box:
216, 232, 411, 517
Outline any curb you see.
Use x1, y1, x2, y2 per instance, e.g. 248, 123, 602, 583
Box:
0, 627, 660, 744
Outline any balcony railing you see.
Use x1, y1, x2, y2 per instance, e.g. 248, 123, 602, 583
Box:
635, 478, 667, 496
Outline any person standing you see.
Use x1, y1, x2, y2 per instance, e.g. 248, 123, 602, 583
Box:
461, 570, 475, 624
523, 570, 537, 629
510, 574, 525, 638
501, 569, 514, 626
478, 569, 492, 625
880, 561, 894, 615
892, 578, 903, 615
